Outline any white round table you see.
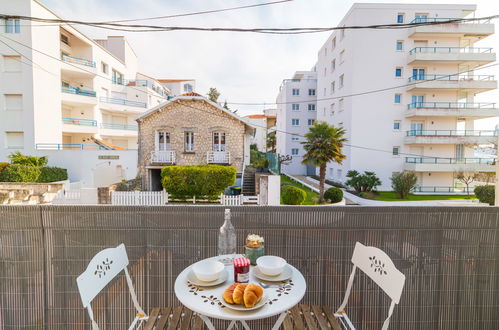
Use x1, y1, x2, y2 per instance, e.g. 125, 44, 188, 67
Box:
174, 254, 307, 330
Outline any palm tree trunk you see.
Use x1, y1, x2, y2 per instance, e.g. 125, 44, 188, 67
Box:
319, 164, 326, 203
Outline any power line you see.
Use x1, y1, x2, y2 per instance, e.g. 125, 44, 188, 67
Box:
2, 13, 497, 34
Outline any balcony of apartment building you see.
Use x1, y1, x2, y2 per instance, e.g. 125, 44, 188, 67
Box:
407, 74, 497, 93
61, 117, 99, 134
405, 156, 495, 172
407, 47, 495, 66
60, 29, 97, 76
98, 112, 138, 137
99, 96, 147, 113
404, 129, 498, 144
405, 102, 499, 118
408, 17, 494, 39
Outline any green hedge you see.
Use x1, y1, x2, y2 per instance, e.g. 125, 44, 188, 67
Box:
324, 187, 343, 203
474, 185, 494, 205
0, 164, 41, 183
281, 185, 306, 205
161, 165, 236, 199
39, 166, 68, 183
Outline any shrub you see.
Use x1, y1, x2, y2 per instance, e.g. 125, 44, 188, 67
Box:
391, 171, 418, 199
474, 185, 494, 205
345, 170, 381, 193
8, 152, 48, 167
281, 185, 306, 205
0, 162, 9, 173
0, 164, 41, 182
324, 187, 343, 203
161, 165, 236, 199
38, 166, 68, 182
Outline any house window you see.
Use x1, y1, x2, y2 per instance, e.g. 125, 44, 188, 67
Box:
395, 67, 402, 77
112, 69, 124, 85
339, 74, 344, 88
4, 94, 22, 111
291, 135, 299, 141
292, 89, 300, 95
308, 104, 316, 111
323, 88, 326, 96
324, 47, 328, 56
337, 169, 342, 179
331, 81, 335, 94
396, 41, 404, 51
5, 19, 20, 34
3, 55, 21, 72
156, 131, 171, 151
330, 103, 335, 116
324, 67, 327, 76
339, 98, 344, 111
184, 131, 194, 152
184, 84, 193, 92
101, 62, 108, 74
308, 89, 316, 96
292, 104, 300, 111
392, 146, 400, 156
291, 148, 299, 156
339, 50, 345, 64
397, 13, 404, 23
332, 37, 336, 49
393, 121, 401, 130
60, 33, 70, 45
5, 131, 24, 148
331, 59, 336, 72
291, 119, 300, 126
212, 132, 226, 151
394, 94, 401, 104
307, 119, 315, 126
340, 26, 345, 39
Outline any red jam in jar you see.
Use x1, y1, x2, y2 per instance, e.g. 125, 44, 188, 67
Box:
233, 257, 250, 283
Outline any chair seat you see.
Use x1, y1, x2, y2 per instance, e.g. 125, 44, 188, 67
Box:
144, 306, 203, 330
145, 304, 340, 330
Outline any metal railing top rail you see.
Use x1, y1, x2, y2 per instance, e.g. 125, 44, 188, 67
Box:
100, 123, 138, 131
99, 97, 147, 108
411, 186, 474, 193
405, 156, 496, 164
406, 129, 498, 136
410, 17, 492, 24
35, 143, 110, 150
408, 46, 494, 54
408, 74, 495, 82
60, 53, 96, 68
62, 117, 98, 126
407, 102, 496, 109
61, 86, 97, 97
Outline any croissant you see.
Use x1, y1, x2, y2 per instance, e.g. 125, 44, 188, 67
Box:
243, 283, 264, 308
232, 283, 247, 305
223, 283, 238, 304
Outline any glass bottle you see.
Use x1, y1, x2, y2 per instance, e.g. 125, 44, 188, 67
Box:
218, 209, 237, 257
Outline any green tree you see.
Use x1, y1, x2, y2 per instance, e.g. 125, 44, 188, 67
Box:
8, 152, 47, 167
455, 171, 479, 196
207, 87, 220, 103
266, 133, 276, 153
391, 171, 418, 199
301, 122, 346, 203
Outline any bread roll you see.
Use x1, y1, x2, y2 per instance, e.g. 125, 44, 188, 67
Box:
243, 283, 264, 308
232, 283, 247, 305
223, 283, 238, 304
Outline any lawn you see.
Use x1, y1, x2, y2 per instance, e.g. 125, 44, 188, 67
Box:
372, 191, 475, 201
280, 175, 319, 205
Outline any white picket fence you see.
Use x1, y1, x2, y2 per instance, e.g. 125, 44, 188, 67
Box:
52, 188, 98, 204
220, 194, 260, 206
111, 190, 168, 205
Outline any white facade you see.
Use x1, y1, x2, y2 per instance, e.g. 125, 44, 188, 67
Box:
0, 0, 183, 186
276, 71, 317, 175
159, 79, 196, 95
315, 3, 497, 192
245, 109, 277, 152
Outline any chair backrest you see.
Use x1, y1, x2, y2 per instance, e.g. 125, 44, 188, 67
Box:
76, 243, 129, 308
351, 242, 405, 304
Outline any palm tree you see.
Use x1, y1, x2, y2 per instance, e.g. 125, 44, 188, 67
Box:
301, 122, 347, 203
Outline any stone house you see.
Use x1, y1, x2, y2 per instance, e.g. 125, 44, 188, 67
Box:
136, 92, 255, 191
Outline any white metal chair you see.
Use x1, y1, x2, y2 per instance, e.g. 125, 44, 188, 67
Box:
76, 244, 148, 330
335, 242, 406, 330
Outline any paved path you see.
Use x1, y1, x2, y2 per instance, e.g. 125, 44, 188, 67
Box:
287, 174, 483, 206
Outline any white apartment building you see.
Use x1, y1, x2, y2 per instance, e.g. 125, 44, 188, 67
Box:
276, 71, 317, 175
0, 0, 195, 187
316, 3, 497, 192
159, 79, 196, 95
245, 109, 277, 152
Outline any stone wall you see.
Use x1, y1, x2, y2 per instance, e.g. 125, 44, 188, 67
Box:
0, 183, 63, 204
138, 99, 249, 190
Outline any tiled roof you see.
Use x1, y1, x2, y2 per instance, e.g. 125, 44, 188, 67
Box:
180, 92, 202, 97
246, 114, 276, 119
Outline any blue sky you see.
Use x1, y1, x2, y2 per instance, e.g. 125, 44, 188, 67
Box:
41, 0, 498, 128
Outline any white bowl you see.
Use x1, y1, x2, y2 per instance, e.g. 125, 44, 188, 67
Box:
192, 260, 225, 282
256, 256, 287, 276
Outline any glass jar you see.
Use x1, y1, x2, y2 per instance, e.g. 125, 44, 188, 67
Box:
233, 257, 250, 283
245, 245, 265, 266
